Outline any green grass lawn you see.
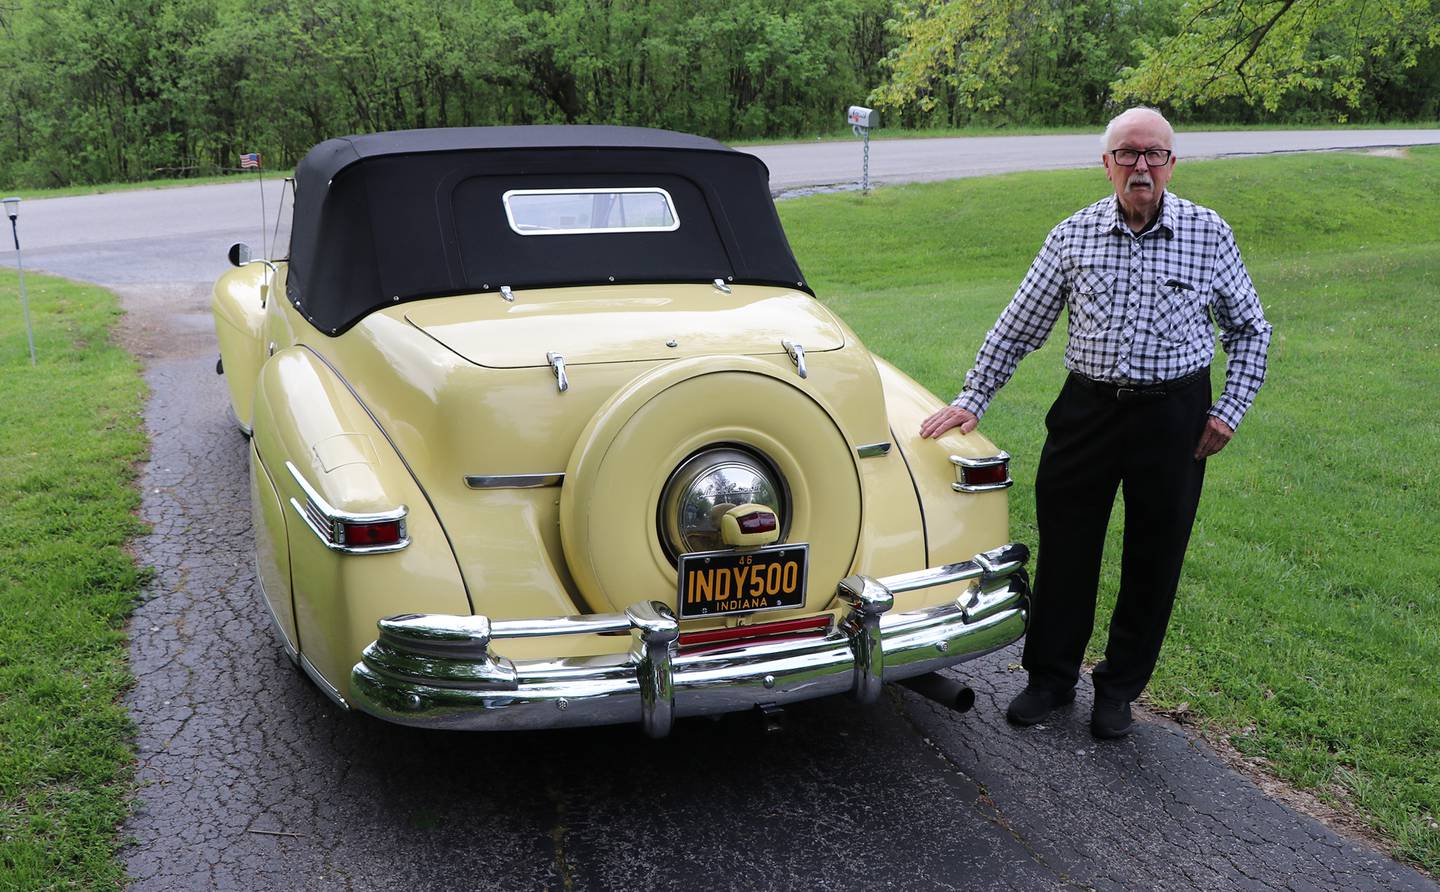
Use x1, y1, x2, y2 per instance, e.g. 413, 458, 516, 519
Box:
0, 274, 147, 889
779, 145, 1440, 872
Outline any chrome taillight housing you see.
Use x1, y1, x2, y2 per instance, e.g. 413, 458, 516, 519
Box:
286, 461, 410, 554
950, 452, 1013, 493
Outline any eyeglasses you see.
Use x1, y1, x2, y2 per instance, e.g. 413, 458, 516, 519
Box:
1109, 148, 1172, 167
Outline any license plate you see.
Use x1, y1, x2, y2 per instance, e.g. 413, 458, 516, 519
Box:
676, 544, 809, 619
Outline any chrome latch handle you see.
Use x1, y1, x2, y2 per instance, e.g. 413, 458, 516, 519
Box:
546, 352, 569, 393
781, 339, 807, 379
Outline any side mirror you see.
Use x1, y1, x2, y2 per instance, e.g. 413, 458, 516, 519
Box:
228, 242, 253, 267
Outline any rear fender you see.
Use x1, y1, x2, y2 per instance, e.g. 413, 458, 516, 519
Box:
251, 345, 470, 704
874, 358, 1011, 606
211, 262, 273, 433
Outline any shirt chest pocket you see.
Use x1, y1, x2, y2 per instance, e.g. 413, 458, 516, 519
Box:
1070, 269, 1117, 335
1154, 275, 1205, 343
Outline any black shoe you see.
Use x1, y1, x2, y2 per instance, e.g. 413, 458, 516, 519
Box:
1005, 685, 1076, 726
1091, 697, 1134, 739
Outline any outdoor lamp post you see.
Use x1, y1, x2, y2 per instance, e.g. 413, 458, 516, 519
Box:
4, 196, 36, 366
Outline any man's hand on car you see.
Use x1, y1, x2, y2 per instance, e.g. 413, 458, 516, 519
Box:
920, 406, 979, 439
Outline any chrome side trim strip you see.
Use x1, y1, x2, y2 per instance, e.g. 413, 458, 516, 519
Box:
300, 653, 350, 710
285, 460, 410, 554
254, 559, 298, 658
950, 451, 1014, 493
857, 442, 892, 458
227, 403, 253, 439
464, 473, 565, 490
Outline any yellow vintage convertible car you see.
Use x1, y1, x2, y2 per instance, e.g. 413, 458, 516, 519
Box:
212, 126, 1030, 736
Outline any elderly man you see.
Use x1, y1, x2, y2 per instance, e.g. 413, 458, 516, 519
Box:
921, 107, 1271, 738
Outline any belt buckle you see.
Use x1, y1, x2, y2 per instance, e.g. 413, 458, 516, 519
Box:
1115, 386, 1139, 403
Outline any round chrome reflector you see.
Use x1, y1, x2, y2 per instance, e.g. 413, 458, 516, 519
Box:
659, 447, 786, 558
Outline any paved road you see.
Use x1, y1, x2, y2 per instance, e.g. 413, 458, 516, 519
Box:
750, 128, 1440, 191
11, 132, 1438, 890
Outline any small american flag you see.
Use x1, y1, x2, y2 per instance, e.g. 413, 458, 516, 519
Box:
239, 153, 261, 170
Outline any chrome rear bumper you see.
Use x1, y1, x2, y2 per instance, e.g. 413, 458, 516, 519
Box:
350, 543, 1030, 736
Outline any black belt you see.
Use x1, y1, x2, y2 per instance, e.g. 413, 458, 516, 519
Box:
1070, 367, 1209, 403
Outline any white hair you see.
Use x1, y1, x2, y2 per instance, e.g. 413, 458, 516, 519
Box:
1102, 106, 1175, 152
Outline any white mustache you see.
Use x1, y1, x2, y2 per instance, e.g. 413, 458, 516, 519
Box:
1127, 175, 1154, 189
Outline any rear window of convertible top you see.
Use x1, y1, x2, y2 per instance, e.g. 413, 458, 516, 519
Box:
502, 187, 680, 236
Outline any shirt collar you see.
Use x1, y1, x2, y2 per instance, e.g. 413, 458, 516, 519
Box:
1099, 192, 1176, 239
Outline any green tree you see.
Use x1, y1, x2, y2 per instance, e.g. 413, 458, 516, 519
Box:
1113, 0, 1440, 118
871, 0, 1179, 127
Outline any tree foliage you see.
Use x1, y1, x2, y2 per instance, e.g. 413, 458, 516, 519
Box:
872, 0, 1184, 127
0, 0, 1435, 187
873, 0, 1440, 126
0, 0, 893, 187
1114, 0, 1440, 117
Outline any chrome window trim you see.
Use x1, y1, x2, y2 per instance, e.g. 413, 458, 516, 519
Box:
502, 187, 680, 236
464, 473, 565, 490
949, 451, 1014, 493
285, 460, 410, 554
857, 442, 892, 458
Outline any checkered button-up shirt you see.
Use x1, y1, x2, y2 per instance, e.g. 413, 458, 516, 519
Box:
952, 193, 1272, 430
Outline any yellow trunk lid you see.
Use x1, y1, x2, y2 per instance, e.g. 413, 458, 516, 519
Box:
403, 283, 844, 368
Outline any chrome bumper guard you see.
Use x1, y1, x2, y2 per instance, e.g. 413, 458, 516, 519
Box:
350, 542, 1030, 737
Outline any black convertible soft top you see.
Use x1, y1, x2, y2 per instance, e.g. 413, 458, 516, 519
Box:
286, 126, 812, 336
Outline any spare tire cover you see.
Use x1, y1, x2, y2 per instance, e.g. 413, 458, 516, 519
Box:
559, 356, 862, 616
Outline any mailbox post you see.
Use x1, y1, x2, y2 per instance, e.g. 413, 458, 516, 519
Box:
3, 197, 36, 366
847, 106, 879, 194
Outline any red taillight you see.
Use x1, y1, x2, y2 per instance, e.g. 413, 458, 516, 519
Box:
341, 520, 404, 547
962, 462, 1009, 487
737, 511, 778, 535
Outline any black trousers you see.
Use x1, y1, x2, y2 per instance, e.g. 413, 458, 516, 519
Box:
1022, 371, 1210, 702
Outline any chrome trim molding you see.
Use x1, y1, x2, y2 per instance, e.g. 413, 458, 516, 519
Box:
254, 561, 299, 659
712, 278, 731, 294
781, 339, 808, 379
349, 542, 1030, 736
950, 451, 1014, 493
465, 473, 566, 490
857, 442, 892, 459
285, 460, 410, 554
500, 285, 515, 302
300, 653, 350, 710
227, 403, 253, 439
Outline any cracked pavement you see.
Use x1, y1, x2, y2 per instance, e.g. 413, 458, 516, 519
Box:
10, 135, 1437, 890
